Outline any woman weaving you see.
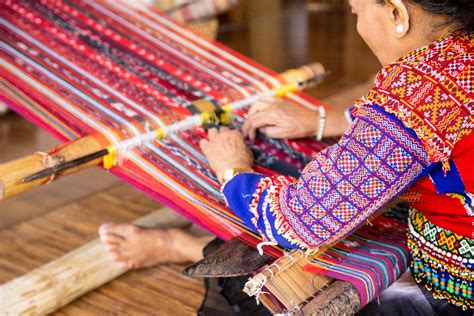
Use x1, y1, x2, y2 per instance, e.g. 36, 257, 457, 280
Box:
99, 0, 473, 314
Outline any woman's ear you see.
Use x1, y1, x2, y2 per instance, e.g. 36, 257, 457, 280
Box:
385, 0, 410, 38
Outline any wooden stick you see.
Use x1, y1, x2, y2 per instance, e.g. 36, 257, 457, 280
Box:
301, 281, 360, 316
0, 63, 326, 201
0, 208, 190, 315
183, 237, 274, 278
243, 247, 329, 298
243, 246, 340, 314
0, 134, 105, 200
244, 250, 307, 297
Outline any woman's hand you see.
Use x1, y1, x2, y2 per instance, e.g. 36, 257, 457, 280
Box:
241, 97, 319, 141
199, 127, 254, 182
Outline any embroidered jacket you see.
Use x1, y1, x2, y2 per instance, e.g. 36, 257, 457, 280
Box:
222, 31, 473, 309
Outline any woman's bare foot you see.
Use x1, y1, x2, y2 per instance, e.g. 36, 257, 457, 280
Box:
98, 223, 212, 270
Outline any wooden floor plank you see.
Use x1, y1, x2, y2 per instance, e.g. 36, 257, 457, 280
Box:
0, 184, 208, 315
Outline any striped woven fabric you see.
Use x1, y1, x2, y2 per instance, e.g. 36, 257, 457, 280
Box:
1, 0, 408, 308
1, 0, 329, 255
306, 205, 410, 306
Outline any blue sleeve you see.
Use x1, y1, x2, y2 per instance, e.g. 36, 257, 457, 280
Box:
222, 105, 432, 250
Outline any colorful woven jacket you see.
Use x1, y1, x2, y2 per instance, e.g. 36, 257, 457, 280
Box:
222, 32, 473, 309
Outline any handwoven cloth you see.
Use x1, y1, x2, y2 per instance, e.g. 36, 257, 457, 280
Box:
306, 206, 410, 306
1, 0, 327, 252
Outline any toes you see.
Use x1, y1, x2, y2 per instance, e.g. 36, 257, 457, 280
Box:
98, 222, 114, 236
101, 223, 139, 238
109, 250, 128, 263
121, 261, 135, 270
104, 243, 119, 253
99, 233, 124, 245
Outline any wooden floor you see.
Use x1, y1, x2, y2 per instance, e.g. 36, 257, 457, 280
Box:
0, 0, 380, 314
0, 184, 212, 315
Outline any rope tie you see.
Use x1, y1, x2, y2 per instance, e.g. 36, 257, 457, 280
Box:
34, 151, 64, 183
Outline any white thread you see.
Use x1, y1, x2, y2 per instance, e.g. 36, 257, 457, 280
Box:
256, 240, 278, 255
286, 253, 295, 265
244, 274, 268, 304
114, 115, 202, 154
270, 262, 282, 274
111, 89, 278, 155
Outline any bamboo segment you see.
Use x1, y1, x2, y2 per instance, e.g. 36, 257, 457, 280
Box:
244, 247, 336, 314
278, 63, 326, 86
0, 209, 190, 315
0, 135, 104, 200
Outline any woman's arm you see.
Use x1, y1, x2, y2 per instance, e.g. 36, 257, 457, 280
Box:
222, 104, 432, 249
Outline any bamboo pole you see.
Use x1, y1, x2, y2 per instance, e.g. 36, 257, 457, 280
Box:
0, 63, 326, 201
243, 247, 340, 314
0, 208, 190, 315
243, 248, 329, 298
0, 134, 105, 200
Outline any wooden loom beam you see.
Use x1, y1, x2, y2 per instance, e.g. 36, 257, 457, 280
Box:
0, 135, 105, 200
0, 208, 190, 315
185, 239, 361, 315
302, 281, 360, 315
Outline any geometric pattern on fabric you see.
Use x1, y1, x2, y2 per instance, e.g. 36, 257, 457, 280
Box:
361, 32, 474, 167
306, 205, 411, 307
223, 33, 473, 309
234, 104, 430, 249
408, 208, 473, 310
409, 209, 474, 259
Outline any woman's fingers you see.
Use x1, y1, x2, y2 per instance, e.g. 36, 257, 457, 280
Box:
208, 127, 219, 140
259, 126, 286, 139
243, 111, 277, 141
199, 139, 209, 151
248, 97, 275, 115
219, 126, 230, 133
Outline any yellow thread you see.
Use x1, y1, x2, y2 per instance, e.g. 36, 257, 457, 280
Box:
423, 74, 438, 85
220, 112, 232, 125
156, 128, 165, 139
274, 83, 297, 97
201, 111, 220, 125
222, 104, 232, 113
103, 145, 116, 169
201, 112, 211, 125
447, 193, 465, 204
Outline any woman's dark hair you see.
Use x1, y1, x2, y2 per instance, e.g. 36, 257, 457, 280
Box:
380, 0, 474, 32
